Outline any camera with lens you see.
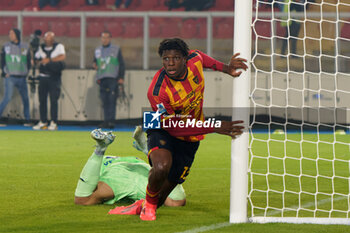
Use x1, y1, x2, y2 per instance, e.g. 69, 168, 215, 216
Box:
27, 29, 42, 94
29, 29, 42, 54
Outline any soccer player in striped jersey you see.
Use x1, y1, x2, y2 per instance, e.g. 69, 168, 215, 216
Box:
113, 38, 248, 221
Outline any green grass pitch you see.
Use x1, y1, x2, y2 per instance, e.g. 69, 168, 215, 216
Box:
0, 130, 349, 233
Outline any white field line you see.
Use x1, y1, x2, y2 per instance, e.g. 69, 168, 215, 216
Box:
175, 222, 232, 233
175, 196, 348, 233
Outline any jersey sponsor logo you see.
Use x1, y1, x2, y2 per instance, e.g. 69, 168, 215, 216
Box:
183, 94, 202, 114
186, 90, 195, 99
192, 76, 199, 84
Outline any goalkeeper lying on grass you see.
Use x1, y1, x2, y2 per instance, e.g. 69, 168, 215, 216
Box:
74, 127, 186, 211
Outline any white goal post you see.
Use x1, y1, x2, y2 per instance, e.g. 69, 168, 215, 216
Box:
230, 0, 350, 225
230, 0, 252, 224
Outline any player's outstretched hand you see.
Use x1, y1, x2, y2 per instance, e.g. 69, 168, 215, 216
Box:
213, 120, 245, 139
224, 53, 248, 78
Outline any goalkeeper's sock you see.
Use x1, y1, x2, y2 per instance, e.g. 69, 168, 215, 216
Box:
74, 152, 104, 197
145, 185, 160, 205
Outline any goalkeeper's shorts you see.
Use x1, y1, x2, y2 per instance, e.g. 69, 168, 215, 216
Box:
146, 129, 199, 184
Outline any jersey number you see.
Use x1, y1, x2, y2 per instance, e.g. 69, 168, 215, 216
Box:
180, 166, 190, 180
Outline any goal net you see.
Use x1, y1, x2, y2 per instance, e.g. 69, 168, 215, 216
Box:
247, 0, 350, 224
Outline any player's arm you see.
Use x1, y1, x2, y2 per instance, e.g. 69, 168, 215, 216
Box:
213, 120, 245, 139
74, 181, 114, 206
197, 50, 248, 77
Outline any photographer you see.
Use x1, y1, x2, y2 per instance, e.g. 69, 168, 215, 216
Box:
32, 31, 65, 131
0, 28, 31, 126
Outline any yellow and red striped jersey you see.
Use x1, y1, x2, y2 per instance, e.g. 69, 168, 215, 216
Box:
147, 50, 224, 142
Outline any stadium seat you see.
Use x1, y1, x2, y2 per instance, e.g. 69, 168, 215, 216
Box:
154, 0, 169, 11
31, 0, 66, 10
6, 0, 32, 10
160, 18, 181, 38
105, 20, 124, 37
0, 1, 14, 10
23, 17, 45, 36
104, 0, 139, 10
87, 17, 102, 23
197, 18, 207, 39
341, 21, 350, 39
180, 19, 198, 39
50, 21, 68, 37
57, 0, 68, 7
105, 0, 115, 4
138, 0, 159, 11
104, 0, 119, 10
124, 0, 140, 11
0, 0, 9, 6
0, 18, 16, 36
23, 16, 45, 36
31, 0, 39, 6
17, 0, 32, 5
59, 0, 85, 11
254, 20, 272, 39
79, 1, 108, 11
276, 21, 286, 37
79, 5, 108, 11
31, 21, 49, 34
87, 22, 105, 37
22, 21, 33, 36
123, 18, 143, 38
213, 0, 234, 11
67, 21, 81, 37
149, 18, 162, 38
214, 18, 234, 39
67, 0, 85, 7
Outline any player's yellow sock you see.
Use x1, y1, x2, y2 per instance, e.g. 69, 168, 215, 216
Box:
74, 152, 103, 197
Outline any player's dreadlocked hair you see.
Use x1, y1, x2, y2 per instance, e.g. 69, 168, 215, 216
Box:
158, 38, 189, 58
